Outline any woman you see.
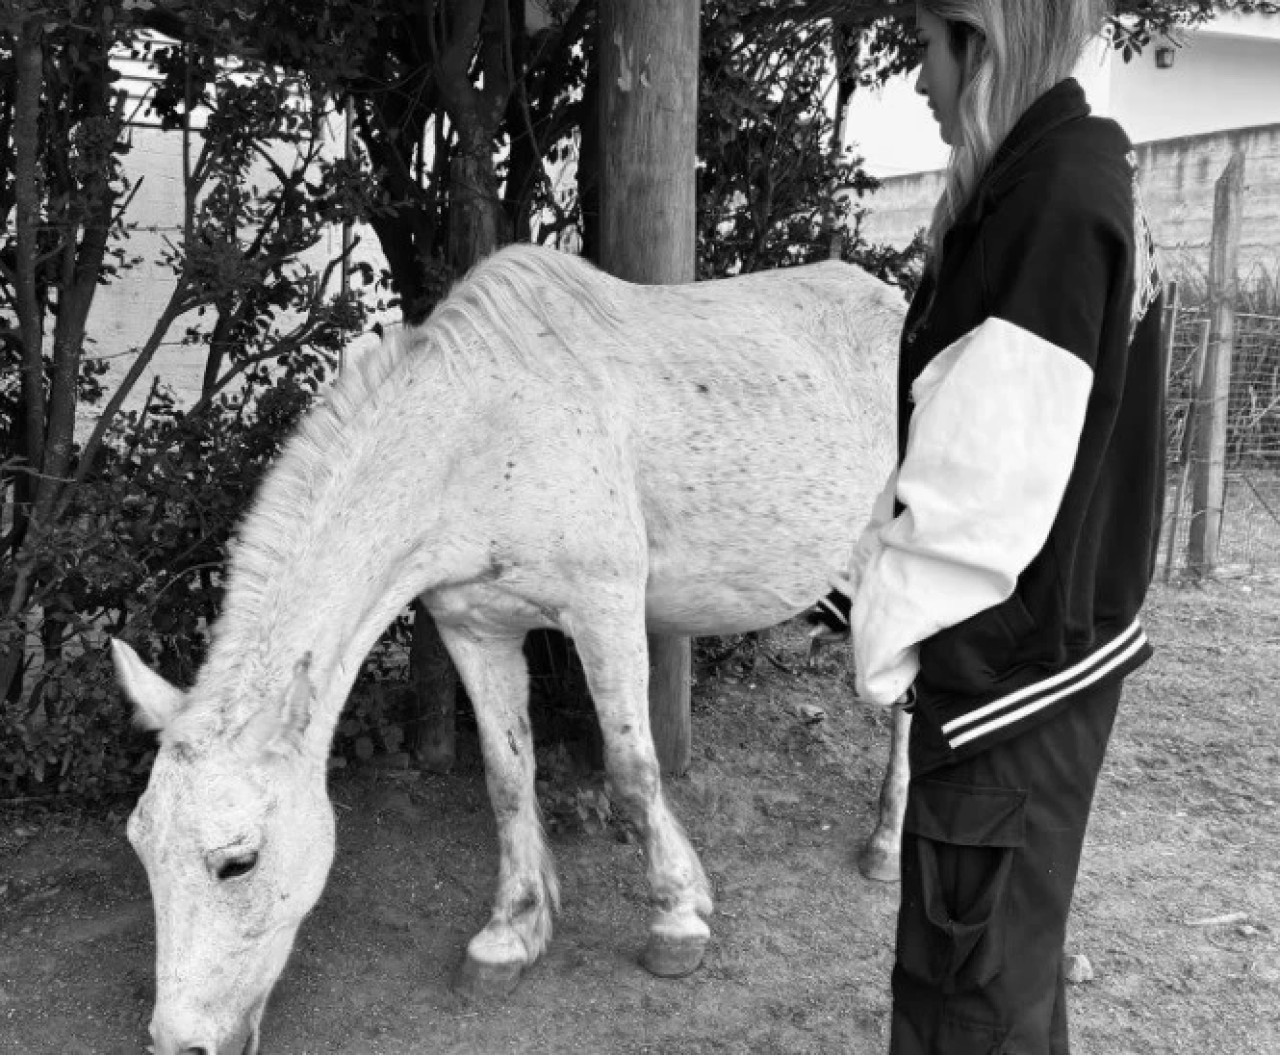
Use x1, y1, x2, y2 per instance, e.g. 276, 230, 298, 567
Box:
811, 1, 1166, 1051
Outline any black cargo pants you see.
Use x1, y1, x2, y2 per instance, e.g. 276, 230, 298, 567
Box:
889, 679, 1123, 1055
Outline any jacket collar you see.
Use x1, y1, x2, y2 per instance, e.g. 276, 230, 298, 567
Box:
987, 77, 1091, 182
951, 78, 1091, 231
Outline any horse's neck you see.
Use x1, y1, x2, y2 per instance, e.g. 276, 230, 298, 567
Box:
196, 551, 430, 750
194, 446, 444, 744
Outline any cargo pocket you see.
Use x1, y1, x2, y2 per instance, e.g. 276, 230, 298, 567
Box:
898, 779, 1027, 995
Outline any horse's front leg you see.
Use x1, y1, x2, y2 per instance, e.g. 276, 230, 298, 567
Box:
858, 702, 910, 882
571, 606, 713, 978
435, 625, 558, 998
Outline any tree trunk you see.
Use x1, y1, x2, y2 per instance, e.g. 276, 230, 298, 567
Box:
6, 19, 121, 674
40, 94, 123, 521
578, 39, 603, 263
2, 19, 47, 702
405, 0, 514, 770
598, 0, 700, 776
447, 128, 507, 272
13, 17, 46, 518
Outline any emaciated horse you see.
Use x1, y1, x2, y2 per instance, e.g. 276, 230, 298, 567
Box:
112, 243, 909, 1055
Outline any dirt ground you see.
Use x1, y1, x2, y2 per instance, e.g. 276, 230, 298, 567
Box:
2, 577, 1278, 1055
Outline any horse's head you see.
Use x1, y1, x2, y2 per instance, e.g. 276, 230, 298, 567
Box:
114, 640, 335, 1055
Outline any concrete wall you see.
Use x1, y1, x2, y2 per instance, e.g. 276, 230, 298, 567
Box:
89, 125, 204, 421
1134, 123, 1280, 279
855, 169, 943, 252
858, 122, 1280, 282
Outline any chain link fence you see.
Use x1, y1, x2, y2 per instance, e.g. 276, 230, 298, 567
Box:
1160, 307, 1280, 578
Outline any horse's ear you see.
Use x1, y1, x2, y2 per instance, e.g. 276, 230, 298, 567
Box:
112, 639, 185, 732
238, 654, 314, 758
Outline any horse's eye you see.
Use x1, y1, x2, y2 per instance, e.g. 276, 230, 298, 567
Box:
216, 851, 259, 881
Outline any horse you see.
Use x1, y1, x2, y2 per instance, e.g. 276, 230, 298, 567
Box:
112, 242, 910, 1055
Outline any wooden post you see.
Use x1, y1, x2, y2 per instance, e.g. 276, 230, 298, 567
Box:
1165, 312, 1208, 583
599, 0, 699, 775
599, 0, 699, 284
1188, 152, 1245, 577
1159, 280, 1180, 582
1160, 280, 1181, 396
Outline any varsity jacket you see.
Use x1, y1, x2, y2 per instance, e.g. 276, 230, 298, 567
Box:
848, 78, 1166, 773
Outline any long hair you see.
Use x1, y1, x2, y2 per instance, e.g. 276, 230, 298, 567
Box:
921, 0, 1110, 269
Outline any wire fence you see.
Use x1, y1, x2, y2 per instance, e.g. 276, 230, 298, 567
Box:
1159, 307, 1280, 578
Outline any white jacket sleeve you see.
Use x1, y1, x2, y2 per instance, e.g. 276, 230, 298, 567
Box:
851, 317, 1094, 705
846, 467, 898, 595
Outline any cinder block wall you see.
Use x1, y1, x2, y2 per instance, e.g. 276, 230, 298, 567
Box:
1133, 123, 1280, 280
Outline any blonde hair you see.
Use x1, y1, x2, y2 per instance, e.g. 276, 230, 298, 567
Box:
921, 0, 1110, 269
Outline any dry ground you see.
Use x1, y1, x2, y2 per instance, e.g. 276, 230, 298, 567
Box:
2, 577, 1278, 1054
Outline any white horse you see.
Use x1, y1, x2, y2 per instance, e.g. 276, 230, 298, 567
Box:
112, 243, 909, 1055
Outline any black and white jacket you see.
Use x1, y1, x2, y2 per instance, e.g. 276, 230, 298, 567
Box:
849, 78, 1166, 772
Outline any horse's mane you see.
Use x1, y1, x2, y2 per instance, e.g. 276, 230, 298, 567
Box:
189, 245, 621, 719
423, 244, 624, 385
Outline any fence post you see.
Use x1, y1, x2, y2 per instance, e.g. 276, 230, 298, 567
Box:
1160, 281, 1180, 393
1165, 315, 1210, 582
1159, 280, 1180, 581
1188, 151, 1245, 577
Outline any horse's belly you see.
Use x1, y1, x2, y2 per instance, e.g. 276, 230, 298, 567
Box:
643, 566, 835, 637
641, 480, 865, 637
633, 381, 888, 637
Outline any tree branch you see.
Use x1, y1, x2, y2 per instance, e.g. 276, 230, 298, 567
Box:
68, 286, 192, 497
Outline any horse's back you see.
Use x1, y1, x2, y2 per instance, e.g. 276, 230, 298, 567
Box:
409, 246, 904, 637
542, 252, 904, 635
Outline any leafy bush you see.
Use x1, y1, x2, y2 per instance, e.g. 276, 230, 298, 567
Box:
0, 369, 326, 801
536, 743, 620, 836
0, 649, 155, 799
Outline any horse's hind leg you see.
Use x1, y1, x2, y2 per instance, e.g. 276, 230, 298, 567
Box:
858, 703, 910, 882
434, 625, 558, 998
570, 607, 713, 978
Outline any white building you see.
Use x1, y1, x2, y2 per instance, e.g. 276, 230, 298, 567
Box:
848, 11, 1280, 177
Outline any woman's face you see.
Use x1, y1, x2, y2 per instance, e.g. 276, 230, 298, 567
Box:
913, 4, 966, 146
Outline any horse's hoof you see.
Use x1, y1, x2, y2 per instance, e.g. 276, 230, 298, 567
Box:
641, 932, 707, 978
857, 845, 901, 884
453, 952, 525, 1000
